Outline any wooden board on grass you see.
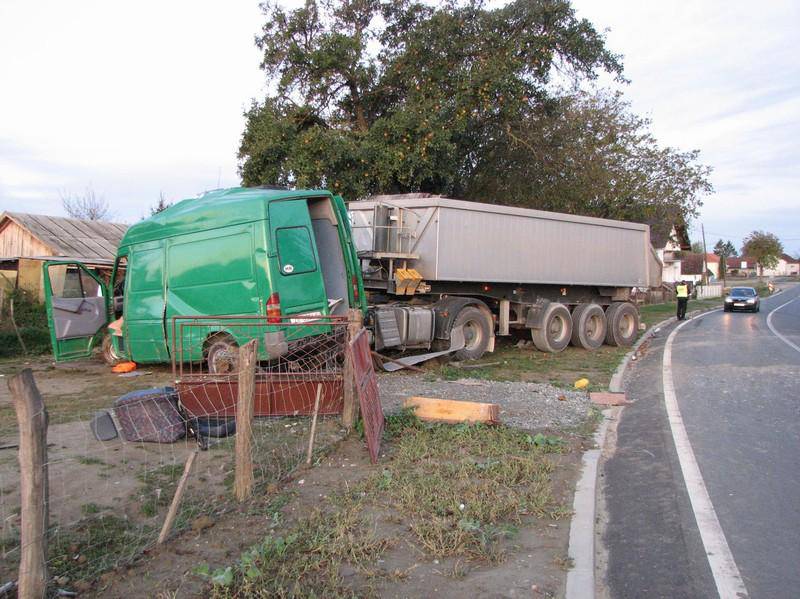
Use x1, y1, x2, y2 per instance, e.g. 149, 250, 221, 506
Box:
403, 396, 500, 424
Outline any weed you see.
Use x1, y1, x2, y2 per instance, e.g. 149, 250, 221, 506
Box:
201, 506, 389, 598
81, 503, 102, 515
76, 455, 108, 467
553, 554, 575, 571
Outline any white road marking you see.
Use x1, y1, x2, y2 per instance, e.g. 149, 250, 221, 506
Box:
663, 310, 749, 599
766, 296, 800, 354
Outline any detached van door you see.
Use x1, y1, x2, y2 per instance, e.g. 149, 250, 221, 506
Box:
268, 200, 328, 317
43, 261, 109, 361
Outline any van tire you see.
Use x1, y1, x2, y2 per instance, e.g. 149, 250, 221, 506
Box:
205, 334, 239, 375
452, 306, 492, 361
604, 302, 639, 347
531, 302, 572, 353
101, 335, 122, 366
569, 303, 606, 350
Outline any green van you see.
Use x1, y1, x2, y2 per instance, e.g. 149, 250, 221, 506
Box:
43, 187, 367, 370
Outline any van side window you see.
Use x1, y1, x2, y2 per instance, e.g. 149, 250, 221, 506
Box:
276, 226, 317, 275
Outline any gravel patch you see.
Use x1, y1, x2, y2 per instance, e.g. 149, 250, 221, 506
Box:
377, 373, 592, 431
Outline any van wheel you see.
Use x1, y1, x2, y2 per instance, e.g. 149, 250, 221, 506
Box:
452, 306, 492, 360
531, 303, 572, 353
205, 334, 239, 375
101, 335, 122, 366
604, 302, 639, 347
570, 303, 606, 350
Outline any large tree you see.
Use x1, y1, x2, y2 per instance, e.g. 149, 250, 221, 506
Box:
239, 0, 710, 230
742, 230, 783, 277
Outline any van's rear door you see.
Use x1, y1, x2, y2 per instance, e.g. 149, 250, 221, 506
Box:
268, 199, 328, 317
42, 261, 109, 361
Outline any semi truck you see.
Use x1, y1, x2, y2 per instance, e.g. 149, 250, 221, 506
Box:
42, 187, 660, 371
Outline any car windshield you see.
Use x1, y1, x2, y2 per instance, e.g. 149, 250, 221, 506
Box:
731, 288, 756, 297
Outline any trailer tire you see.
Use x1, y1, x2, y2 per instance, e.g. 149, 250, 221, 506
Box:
452, 306, 492, 360
205, 334, 239, 375
604, 302, 639, 347
531, 302, 572, 353
569, 303, 606, 350
101, 335, 122, 366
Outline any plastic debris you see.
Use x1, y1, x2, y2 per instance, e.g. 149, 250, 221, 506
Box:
111, 361, 137, 373
574, 378, 589, 389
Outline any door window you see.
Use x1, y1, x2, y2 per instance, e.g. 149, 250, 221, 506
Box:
276, 226, 317, 275
48, 264, 101, 298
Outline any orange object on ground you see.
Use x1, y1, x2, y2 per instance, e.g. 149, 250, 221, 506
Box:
112, 361, 137, 373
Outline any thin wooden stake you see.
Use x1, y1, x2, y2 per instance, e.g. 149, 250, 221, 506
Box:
234, 339, 257, 501
9, 299, 28, 356
157, 450, 198, 544
9, 369, 48, 598
306, 384, 323, 464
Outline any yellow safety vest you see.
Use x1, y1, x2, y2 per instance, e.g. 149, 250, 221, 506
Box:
676, 285, 688, 298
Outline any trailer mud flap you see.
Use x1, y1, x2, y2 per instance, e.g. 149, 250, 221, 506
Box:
382, 326, 465, 372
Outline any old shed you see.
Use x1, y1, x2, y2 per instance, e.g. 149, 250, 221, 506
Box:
0, 212, 128, 301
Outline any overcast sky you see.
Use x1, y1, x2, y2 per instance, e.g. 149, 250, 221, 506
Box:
1, 1, 798, 255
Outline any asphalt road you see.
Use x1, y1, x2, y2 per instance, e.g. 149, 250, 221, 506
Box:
601, 284, 800, 599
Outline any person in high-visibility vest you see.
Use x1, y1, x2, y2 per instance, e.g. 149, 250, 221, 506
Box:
676, 281, 689, 320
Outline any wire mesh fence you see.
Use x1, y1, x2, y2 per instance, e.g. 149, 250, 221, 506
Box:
0, 316, 352, 594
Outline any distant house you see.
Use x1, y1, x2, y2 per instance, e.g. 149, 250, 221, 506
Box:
726, 256, 758, 278
679, 253, 720, 283
651, 225, 691, 284
762, 253, 800, 277
0, 212, 128, 301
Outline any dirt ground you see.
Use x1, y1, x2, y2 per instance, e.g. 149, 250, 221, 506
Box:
1, 353, 595, 597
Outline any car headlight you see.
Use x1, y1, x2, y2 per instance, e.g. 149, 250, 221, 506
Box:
725, 298, 733, 302
746, 298, 755, 304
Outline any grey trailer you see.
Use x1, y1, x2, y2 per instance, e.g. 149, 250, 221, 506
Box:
349, 194, 661, 355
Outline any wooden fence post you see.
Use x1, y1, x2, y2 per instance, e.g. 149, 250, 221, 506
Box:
9, 369, 49, 599
234, 339, 257, 501
342, 308, 364, 430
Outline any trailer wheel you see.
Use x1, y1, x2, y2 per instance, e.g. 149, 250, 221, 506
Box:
604, 302, 639, 347
570, 303, 606, 350
101, 335, 122, 366
531, 303, 572, 353
452, 306, 492, 360
205, 334, 239, 375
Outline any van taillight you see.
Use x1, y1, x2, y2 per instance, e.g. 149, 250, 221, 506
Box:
351, 275, 360, 303
266, 292, 282, 324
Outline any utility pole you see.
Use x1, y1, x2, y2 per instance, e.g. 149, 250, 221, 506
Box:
701, 223, 709, 285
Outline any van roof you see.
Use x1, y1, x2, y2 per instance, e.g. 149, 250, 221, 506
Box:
120, 187, 333, 247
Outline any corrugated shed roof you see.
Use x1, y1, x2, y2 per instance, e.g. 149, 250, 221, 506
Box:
1, 212, 128, 260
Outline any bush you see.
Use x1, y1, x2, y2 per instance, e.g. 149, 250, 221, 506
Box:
0, 289, 51, 358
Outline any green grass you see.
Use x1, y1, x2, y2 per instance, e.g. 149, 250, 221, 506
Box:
48, 515, 154, 582
637, 297, 722, 328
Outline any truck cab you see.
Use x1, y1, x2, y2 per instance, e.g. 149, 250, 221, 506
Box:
43, 188, 366, 366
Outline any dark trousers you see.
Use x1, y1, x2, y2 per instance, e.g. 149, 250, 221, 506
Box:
677, 297, 688, 320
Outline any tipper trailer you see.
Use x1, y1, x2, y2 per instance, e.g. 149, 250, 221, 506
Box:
41, 187, 660, 371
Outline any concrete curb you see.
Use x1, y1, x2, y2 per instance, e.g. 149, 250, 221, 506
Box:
565, 409, 611, 599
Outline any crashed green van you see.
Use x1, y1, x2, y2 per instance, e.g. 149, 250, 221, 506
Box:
43, 187, 367, 370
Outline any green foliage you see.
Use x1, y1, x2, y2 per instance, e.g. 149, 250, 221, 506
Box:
240, 0, 711, 231
742, 230, 783, 274
0, 288, 51, 358
713, 239, 737, 279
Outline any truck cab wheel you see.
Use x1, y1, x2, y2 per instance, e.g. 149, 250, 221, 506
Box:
205, 334, 239, 375
604, 302, 639, 347
452, 306, 492, 360
570, 303, 606, 350
531, 303, 572, 353
101, 335, 122, 366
